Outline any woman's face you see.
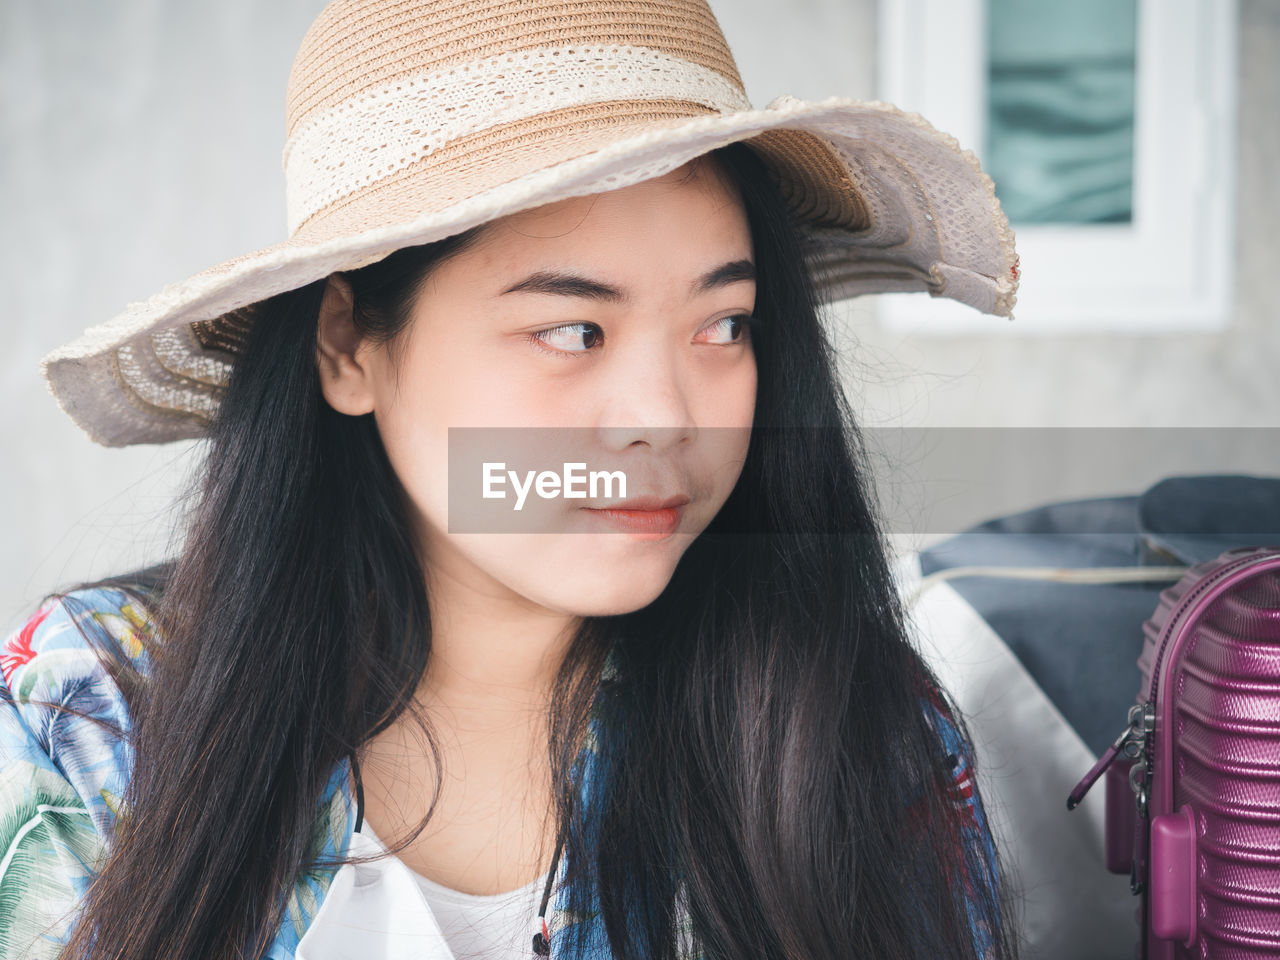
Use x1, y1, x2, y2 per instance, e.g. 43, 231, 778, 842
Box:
319, 157, 757, 617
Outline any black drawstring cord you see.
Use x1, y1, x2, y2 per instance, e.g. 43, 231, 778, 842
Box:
532, 825, 566, 956
349, 748, 365, 834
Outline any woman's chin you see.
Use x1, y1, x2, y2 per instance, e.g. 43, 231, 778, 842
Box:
531, 532, 698, 616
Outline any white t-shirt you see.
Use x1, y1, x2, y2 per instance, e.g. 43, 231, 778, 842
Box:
295, 820, 546, 960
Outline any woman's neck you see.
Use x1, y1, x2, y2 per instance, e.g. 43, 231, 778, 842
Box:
420, 560, 580, 720
353, 555, 581, 894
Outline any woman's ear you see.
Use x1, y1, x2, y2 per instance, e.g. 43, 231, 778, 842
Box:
315, 273, 377, 416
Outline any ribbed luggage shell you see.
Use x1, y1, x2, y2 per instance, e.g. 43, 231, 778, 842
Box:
1139, 549, 1280, 959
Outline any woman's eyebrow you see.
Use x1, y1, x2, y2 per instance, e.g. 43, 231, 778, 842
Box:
498, 259, 756, 303
694, 258, 756, 294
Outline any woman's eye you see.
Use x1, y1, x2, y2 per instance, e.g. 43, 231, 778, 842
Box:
699, 314, 752, 345
528, 322, 603, 356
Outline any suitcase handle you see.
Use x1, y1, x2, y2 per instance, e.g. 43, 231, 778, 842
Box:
1149, 805, 1197, 947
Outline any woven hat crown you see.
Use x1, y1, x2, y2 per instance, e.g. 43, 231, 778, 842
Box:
275, 0, 832, 243
284, 0, 747, 133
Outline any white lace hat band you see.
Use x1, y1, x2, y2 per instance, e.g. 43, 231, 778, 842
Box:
39, 0, 1019, 447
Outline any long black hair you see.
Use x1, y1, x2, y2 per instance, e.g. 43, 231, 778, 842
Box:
50, 141, 1020, 960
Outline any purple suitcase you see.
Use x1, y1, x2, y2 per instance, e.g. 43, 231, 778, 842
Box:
1069, 545, 1280, 958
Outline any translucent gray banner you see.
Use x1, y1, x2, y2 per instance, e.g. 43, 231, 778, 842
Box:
444, 427, 1280, 536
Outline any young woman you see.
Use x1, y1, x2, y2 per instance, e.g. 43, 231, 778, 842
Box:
4, 2, 1021, 959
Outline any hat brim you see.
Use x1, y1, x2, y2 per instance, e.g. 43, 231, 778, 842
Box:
40, 95, 1017, 447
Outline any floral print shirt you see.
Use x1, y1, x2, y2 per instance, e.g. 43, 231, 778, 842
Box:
0, 586, 998, 959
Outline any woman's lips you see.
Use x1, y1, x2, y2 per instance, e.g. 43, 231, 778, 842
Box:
582, 499, 688, 539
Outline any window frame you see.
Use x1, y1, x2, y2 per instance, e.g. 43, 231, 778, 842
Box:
874, 0, 1239, 334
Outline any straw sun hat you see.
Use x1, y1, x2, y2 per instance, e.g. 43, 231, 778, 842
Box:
40, 0, 1019, 448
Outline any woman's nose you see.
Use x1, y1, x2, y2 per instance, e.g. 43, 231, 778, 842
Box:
596, 341, 698, 454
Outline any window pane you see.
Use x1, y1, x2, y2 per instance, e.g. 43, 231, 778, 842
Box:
985, 0, 1138, 224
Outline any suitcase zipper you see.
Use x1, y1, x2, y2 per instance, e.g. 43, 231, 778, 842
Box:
1068, 701, 1152, 810
1128, 701, 1154, 895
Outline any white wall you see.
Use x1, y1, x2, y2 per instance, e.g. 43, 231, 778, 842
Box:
3, 0, 1276, 626
2, 1, 332, 628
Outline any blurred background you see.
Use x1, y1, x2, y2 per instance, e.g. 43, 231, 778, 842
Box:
2, 3, 1277, 956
